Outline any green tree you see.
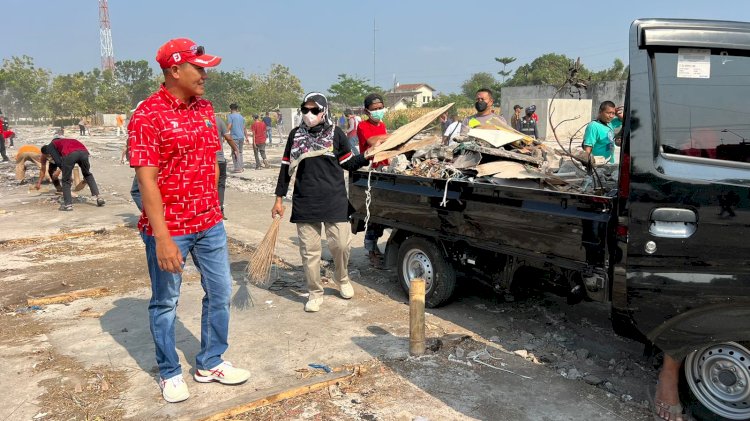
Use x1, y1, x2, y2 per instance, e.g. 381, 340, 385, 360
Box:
461, 72, 501, 100
504, 53, 593, 87
427, 93, 473, 109
495, 56, 516, 83
0, 55, 51, 118
249, 64, 304, 112
327, 74, 380, 108
203, 69, 253, 112
95, 69, 130, 113
591, 58, 629, 81
48, 72, 89, 118
115, 60, 158, 108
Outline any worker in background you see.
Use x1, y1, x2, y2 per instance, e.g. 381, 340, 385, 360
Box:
356, 93, 390, 268
14, 144, 45, 183
116, 114, 125, 136
510, 105, 523, 131
36, 137, 106, 211
0, 111, 8, 162
461, 88, 509, 132
215, 114, 239, 217
442, 108, 462, 146
582, 101, 624, 164
520, 105, 539, 139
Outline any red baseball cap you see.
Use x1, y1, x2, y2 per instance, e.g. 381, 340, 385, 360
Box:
155, 38, 221, 69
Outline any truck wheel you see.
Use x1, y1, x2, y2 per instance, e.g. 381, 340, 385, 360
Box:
683, 341, 750, 420
397, 237, 456, 308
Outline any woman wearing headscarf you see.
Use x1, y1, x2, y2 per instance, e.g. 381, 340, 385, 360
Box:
272, 92, 370, 312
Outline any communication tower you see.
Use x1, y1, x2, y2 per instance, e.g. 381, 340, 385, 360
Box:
99, 0, 115, 71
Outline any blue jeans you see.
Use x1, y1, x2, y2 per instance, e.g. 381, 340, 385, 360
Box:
130, 177, 142, 212
141, 222, 232, 379
348, 136, 359, 154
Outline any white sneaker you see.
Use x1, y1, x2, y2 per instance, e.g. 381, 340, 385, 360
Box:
305, 297, 323, 312
339, 282, 354, 299
194, 361, 250, 385
160, 374, 189, 403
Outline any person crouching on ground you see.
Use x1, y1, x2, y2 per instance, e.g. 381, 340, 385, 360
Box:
36, 137, 105, 211
15, 144, 47, 184
272, 92, 370, 312
129, 37, 249, 404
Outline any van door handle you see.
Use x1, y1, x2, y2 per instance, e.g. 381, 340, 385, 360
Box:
649, 208, 697, 238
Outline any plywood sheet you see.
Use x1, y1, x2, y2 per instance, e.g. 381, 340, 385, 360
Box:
467, 127, 532, 148
365, 103, 454, 158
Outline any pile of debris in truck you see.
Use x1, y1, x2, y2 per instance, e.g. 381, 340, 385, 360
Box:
364, 103, 618, 195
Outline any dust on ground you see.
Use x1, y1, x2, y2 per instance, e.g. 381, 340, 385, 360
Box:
0, 126, 654, 421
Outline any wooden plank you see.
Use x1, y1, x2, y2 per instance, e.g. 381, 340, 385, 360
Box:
467, 127, 531, 148
196, 370, 354, 421
27, 287, 110, 306
373, 135, 441, 162
461, 143, 543, 166
476, 161, 531, 178
365, 103, 454, 158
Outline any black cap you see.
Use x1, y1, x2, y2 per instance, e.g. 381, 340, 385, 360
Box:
513, 104, 522, 110
364, 93, 384, 110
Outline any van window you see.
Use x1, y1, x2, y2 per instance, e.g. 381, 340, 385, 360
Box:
654, 50, 750, 164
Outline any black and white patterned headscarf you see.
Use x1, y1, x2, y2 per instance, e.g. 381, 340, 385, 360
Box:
289, 92, 335, 173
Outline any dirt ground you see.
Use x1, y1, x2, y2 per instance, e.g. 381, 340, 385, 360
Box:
0, 126, 655, 421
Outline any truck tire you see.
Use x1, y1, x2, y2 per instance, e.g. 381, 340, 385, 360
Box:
682, 341, 750, 420
397, 237, 456, 308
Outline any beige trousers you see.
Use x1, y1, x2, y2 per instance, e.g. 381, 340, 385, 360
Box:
296, 222, 351, 299
15, 152, 42, 181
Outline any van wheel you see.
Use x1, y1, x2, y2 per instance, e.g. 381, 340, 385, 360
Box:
683, 341, 750, 420
397, 237, 456, 308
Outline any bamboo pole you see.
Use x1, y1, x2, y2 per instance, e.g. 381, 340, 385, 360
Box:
409, 278, 426, 356
195, 370, 354, 421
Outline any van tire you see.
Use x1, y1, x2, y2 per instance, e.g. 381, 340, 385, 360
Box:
397, 237, 456, 308
681, 341, 750, 420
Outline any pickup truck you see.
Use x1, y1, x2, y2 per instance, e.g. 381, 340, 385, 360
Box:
349, 19, 750, 420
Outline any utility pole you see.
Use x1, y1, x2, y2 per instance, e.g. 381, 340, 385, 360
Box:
99, 0, 115, 71
373, 18, 376, 86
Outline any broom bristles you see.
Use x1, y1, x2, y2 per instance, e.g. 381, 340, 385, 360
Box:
245, 215, 282, 288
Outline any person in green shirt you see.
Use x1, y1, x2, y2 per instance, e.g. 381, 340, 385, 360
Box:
582, 101, 624, 164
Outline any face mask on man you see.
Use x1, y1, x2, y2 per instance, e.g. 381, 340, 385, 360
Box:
369, 109, 386, 122
475, 101, 489, 113
303, 113, 321, 127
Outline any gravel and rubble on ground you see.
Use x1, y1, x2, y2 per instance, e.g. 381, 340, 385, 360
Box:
0, 126, 652, 420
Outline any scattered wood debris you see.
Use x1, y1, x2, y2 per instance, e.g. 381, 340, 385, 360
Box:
27, 287, 110, 306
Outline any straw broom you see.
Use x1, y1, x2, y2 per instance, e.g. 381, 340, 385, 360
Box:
232, 211, 283, 310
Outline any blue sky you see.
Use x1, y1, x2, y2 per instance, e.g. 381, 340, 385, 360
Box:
4, 0, 749, 94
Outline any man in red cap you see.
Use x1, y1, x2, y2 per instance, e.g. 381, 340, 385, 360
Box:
127, 38, 249, 403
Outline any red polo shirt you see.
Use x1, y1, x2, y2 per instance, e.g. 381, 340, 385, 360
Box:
356, 118, 388, 168
51, 138, 89, 155
128, 85, 222, 236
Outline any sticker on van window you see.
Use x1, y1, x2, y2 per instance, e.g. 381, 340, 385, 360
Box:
677, 48, 711, 79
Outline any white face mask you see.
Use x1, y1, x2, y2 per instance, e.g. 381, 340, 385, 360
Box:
303, 113, 321, 127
